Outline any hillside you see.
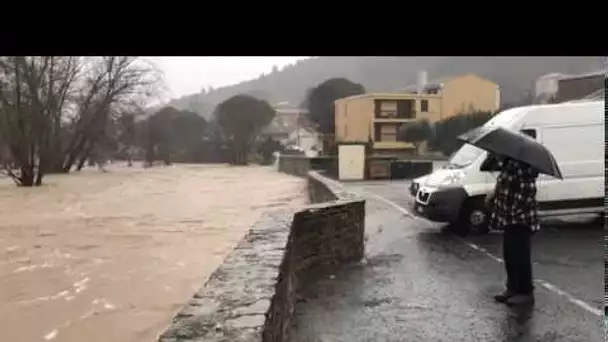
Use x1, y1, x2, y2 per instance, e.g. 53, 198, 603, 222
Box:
166, 57, 603, 120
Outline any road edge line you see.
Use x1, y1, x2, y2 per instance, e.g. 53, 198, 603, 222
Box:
364, 191, 602, 317
319, 176, 416, 219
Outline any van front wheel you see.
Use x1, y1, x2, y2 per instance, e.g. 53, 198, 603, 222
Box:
455, 198, 490, 236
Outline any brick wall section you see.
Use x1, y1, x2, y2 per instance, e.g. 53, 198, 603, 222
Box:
158, 171, 365, 342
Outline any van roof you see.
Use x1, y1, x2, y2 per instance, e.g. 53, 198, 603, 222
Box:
488, 100, 604, 129
521, 100, 604, 127
485, 106, 529, 127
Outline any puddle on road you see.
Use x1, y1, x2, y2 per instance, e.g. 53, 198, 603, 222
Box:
0, 164, 306, 342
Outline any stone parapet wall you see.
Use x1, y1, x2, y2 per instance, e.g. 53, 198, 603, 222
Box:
277, 155, 310, 177
278, 155, 338, 179
278, 153, 442, 181
158, 171, 364, 342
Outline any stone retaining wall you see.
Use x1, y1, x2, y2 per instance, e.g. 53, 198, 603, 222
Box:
278, 155, 338, 179
277, 155, 310, 177
158, 171, 364, 342
278, 154, 444, 181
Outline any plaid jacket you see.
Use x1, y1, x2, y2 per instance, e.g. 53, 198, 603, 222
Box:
489, 158, 540, 231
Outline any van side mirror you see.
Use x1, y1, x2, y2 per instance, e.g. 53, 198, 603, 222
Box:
480, 155, 501, 172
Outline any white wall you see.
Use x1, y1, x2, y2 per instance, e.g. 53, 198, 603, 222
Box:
535, 73, 563, 98
288, 128, 319, 152
338, 144, 365, 180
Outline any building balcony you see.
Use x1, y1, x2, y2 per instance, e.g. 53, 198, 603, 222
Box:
373, 141, 415, 149
373, 117, 418, 123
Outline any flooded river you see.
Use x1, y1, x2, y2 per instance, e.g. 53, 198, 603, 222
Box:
0, 164, 306, 342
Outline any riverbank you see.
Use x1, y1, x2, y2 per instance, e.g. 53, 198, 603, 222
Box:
0, 164, 306, 342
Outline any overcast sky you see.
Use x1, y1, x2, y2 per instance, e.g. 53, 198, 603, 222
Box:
154, 57, 310, 100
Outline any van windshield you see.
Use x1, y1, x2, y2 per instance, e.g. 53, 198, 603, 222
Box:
446, 107, 527, 169
443, 107, 525, 169
446, 144, 485, 169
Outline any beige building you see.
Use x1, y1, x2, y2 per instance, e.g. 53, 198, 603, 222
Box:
334, 73, 500, 152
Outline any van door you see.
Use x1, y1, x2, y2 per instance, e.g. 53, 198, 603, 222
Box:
537, 123, 604, 211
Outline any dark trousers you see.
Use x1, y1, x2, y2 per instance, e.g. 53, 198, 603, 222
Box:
503, 224, 534, 295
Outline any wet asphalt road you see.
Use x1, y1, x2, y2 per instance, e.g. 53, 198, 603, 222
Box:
291, 180, 603, 342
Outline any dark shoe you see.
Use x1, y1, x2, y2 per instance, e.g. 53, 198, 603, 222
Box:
494, 291, 515, 303
506, 294, 535, 306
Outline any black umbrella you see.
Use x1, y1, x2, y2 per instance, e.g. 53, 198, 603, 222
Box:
457, 125, 563, 179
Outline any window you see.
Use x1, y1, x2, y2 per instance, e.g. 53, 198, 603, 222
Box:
374, 123, 399, 142
520, 129, 536, 139
380, 101, 397, 111
450, 144, 485, 169
379, 111, 397, 118
378, 124, 397, 142
396, 100, 415, 118
396, 123, 410, 142
375, 100, 401, 118
380, 124, 397, 134
420, 100, 429, 112
380, 132, 397, 142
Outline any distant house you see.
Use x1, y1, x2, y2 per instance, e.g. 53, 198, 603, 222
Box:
397, 72, 501, 118
555, 71, 605, 103
260, 102, 320, 154
260, 120, 291, 143
287, 127, 321, 157
260, 102, 303, 142
534, 73, 564, 103
334, 72, 500, 155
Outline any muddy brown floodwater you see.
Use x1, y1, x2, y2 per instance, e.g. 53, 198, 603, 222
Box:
0, 164, 306, 342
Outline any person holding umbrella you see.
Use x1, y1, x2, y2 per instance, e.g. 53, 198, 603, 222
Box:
458, 125, 563, 307
484, 155, 539, 306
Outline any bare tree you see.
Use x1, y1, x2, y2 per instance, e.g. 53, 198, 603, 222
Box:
59, 57, 161, 173
0, 57, 81, 186
0, 56, 161, 187
117, 111, 136, 166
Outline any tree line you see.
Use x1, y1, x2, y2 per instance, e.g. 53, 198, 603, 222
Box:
398, 110, 495, 156
139, 94, 277, 166
0, 57, 502, 189
0, 57, 161, 186
0, 56, 280, 188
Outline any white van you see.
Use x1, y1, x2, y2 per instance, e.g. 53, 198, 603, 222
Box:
410, 100, 605, 235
